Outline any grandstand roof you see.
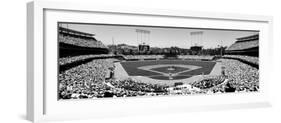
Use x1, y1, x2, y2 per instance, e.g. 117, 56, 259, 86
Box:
236, 34, 259, 42
59, 27, 95, 38
227, 34, 259, 51
227, 40, 258, 51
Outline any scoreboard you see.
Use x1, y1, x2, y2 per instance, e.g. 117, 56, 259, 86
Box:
138, 44, 150, 52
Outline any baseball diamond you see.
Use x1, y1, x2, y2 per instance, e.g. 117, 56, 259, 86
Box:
113, 60, 221, 85
120, 60, 217, 80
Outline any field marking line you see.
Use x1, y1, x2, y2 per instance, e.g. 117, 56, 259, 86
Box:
138, 64, 202, 76
114, 62, 129, 80
209, 62, 222, 75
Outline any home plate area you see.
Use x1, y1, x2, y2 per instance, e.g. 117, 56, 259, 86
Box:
115, 60, 221, 86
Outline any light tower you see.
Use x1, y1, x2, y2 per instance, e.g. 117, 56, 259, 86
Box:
136, 29, 151, 45
136, 29, 151, 53
190, 31, 204, 47
190, 31, 204, 55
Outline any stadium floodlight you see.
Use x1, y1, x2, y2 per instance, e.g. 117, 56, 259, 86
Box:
136, 29, 151, 45
190, 31, 204, 47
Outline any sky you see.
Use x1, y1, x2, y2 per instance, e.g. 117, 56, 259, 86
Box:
59, 23, 258, 49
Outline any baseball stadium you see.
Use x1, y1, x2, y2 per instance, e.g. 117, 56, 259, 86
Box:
58, 23, 259, 100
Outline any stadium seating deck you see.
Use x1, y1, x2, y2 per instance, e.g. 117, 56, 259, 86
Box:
226, 40, 258, 51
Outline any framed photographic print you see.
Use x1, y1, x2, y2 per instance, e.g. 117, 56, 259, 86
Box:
27, 0, 273, 122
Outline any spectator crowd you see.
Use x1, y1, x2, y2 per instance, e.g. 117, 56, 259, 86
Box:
59, 54, 115, 65
223, 55, 259, 65
191, 58, 259, 94
178, 55, 214, 60
124, 55, 164, 60
59, 34, 107, 49
58, 59, 114, 99
123, 55, 215, 61
218, 59, 259, 92
58, 58, 169, 99
59, 55, 259, 99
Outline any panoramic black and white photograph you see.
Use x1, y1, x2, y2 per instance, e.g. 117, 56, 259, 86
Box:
58, 22, 259, 100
